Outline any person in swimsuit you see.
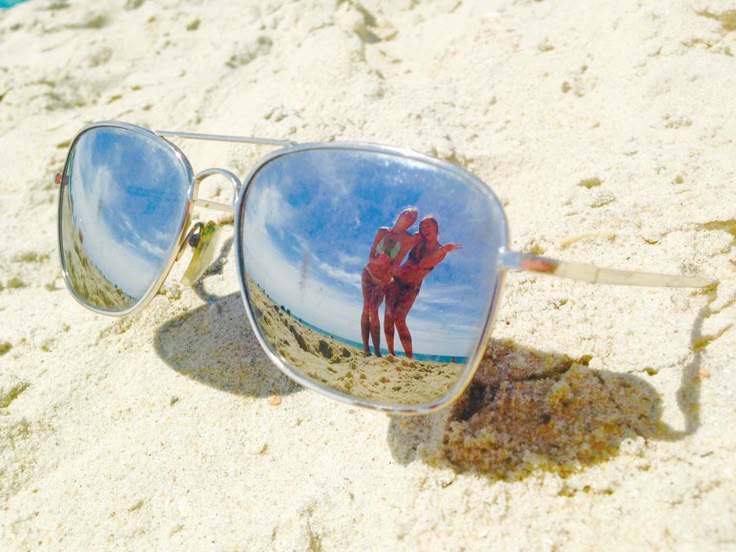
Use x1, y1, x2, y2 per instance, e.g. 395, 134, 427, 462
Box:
361, 207, 420, 356
383, 216, 461, 359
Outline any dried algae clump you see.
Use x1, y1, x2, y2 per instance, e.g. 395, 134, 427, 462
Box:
697, 9, 736, 32
699, 219, 736, 245
690, 325, 731, 352
13, 251, 50, 263
0, 382, 30, 408
577, 177, 602, 189
6, 277, 25, 289
0, 341, 11, 356
1, 418, 31, 452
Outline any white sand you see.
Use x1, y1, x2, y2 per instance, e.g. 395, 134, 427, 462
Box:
1, 0, 734, 549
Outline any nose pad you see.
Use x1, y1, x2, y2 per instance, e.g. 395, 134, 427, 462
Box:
175, 168, 240, 286
180, 221, 222, 286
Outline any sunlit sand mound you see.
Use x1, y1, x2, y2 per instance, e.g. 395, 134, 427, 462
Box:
439, 339, 666, 479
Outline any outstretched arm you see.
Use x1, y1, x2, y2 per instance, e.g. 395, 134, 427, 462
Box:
499, 250, 715, 288
416, 243, 462, 270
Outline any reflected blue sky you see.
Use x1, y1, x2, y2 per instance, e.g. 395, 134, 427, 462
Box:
241, 148, 504, 357
69, 127, 189, 298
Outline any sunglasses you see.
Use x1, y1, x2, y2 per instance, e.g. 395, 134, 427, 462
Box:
56, 121, 714, 414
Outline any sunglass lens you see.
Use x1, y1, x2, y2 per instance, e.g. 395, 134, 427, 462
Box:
238, 147, 507, 408
58, 125, 191, 312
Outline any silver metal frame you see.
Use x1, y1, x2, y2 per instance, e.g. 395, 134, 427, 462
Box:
57, 121, 716, 415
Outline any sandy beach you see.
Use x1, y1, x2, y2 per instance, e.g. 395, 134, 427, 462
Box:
1, 1, 734, 549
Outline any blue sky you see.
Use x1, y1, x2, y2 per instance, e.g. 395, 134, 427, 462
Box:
240, 148, 506, 357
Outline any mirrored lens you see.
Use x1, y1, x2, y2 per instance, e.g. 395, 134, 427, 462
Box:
58, 125, 191, 312
238, 147, 507, 408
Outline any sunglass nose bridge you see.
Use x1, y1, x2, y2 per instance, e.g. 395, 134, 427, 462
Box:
189, 168, 242, 213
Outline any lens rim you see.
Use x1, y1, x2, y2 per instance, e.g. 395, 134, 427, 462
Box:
57, 121, 195, 316
234, 142, 509, 414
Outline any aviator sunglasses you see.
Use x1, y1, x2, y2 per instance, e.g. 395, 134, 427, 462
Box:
57, 121, 714, 414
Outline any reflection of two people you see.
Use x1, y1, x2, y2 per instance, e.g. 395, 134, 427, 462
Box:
360, 208, 461, 358
361, 208, 418, 357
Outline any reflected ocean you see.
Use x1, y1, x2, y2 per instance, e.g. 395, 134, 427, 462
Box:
294, 314, 469, 364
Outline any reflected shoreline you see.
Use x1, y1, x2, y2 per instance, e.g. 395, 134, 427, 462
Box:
296, 315, 468, 364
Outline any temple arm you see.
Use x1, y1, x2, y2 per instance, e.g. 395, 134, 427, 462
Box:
499, 250, 715, 288
156, 129, 294, 147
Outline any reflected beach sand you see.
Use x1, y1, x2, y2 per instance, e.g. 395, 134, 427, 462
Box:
246, 276, 465, 406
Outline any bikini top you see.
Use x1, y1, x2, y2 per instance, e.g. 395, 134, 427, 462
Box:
376, 235, 401, 259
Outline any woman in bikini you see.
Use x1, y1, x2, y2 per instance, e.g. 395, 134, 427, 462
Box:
361, 207, 420, 356
383, 216, 461, 359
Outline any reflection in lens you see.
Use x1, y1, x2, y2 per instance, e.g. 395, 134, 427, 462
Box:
58, 125, 190, 311
240, 147, 506, 407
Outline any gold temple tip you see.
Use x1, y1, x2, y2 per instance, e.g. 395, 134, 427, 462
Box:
181, 221, 220, 286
